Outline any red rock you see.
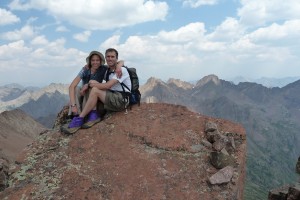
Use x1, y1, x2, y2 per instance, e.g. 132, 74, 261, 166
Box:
0, 103, 247, 200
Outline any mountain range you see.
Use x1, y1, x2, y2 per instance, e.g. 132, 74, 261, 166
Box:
0, 83, 69, 128
0, 76, 300, 199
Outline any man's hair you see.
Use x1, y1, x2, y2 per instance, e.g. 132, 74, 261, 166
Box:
105, 48, 118, 59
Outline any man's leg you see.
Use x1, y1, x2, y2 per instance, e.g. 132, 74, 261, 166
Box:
103, 91, 126, 112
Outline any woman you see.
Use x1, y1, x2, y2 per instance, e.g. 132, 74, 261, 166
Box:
68, 50, 123, 116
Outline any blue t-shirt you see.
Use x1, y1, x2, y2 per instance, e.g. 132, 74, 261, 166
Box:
78, 65, 108, 85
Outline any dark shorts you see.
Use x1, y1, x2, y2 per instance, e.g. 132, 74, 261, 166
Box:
104, 90, 127, 111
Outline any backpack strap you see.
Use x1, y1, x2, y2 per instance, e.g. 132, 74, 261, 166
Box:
105, 68, 112, 82
120, 82, 131, 92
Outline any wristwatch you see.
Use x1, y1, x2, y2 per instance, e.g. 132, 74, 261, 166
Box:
71, 104, 76, 107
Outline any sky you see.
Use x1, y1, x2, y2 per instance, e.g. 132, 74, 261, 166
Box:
0, 0, 300, 86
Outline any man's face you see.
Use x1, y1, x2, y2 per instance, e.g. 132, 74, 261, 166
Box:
105, 51, 118, 67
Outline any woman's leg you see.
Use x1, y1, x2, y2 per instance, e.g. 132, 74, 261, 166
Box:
79, 87, 106, 118
62, 87, 106, 134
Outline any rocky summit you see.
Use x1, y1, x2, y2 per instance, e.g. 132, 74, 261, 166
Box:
0, 103, 246, 200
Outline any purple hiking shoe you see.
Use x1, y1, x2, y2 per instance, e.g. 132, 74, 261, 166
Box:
82, 110, 101, 129
61, 116, 84, 134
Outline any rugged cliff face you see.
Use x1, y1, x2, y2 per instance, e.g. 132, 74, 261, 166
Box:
140, 76, 300, 199
0, 109, 47, 162
0, 103, 246, 199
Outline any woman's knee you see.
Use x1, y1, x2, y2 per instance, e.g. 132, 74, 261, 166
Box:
90, 87, 100, 95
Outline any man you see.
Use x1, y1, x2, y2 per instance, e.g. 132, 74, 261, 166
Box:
62, 48, 131, 134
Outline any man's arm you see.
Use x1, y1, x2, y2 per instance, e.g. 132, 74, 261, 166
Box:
88, 79, 118, 90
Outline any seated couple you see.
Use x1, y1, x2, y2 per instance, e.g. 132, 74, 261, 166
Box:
62, 48, 131, 134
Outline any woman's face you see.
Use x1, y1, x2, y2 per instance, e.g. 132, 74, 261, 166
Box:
90, 55, 101, 69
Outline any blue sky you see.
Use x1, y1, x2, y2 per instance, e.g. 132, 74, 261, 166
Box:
0, 0, 300, 86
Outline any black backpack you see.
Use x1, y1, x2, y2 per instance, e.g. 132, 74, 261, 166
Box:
121, 66, 141, 106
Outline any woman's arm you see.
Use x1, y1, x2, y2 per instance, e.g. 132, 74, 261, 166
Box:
69, 76, 81, 114
115, 60, 124, 78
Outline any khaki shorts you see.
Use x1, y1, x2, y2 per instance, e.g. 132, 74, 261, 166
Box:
104, 90, 127, 111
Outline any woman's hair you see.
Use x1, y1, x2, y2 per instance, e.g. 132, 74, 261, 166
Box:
105, 48, 118, 59
86, 51, 105, 68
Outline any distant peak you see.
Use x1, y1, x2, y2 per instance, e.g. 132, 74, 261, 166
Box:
196, 74, 220, 87
167, 78, 194, 89
145, 77, 164, 85
40, 83, 69, 94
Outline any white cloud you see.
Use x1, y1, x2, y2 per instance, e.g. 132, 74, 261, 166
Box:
73, 31, 91, 42
100, 35, 121, 49
2, 0, 300, 85
158, 22, 206, 43
30, 35, 48, 46
207, 17, 246, 41
238, 0, 300, 27
0, 37, 88, 85
248, 20, 300, 42
0, 25, 36, 41
56, 25, 69, 32
98, 16, 300, 82
9, 0, 169, 30
0, 40, 31, 62
182, 0, 219, 8
8, 0, 32, 10
0, 8, 20, 25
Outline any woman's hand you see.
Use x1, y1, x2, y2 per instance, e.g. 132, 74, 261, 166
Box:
115, 66, 122, 78
80, 84, 89, 96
